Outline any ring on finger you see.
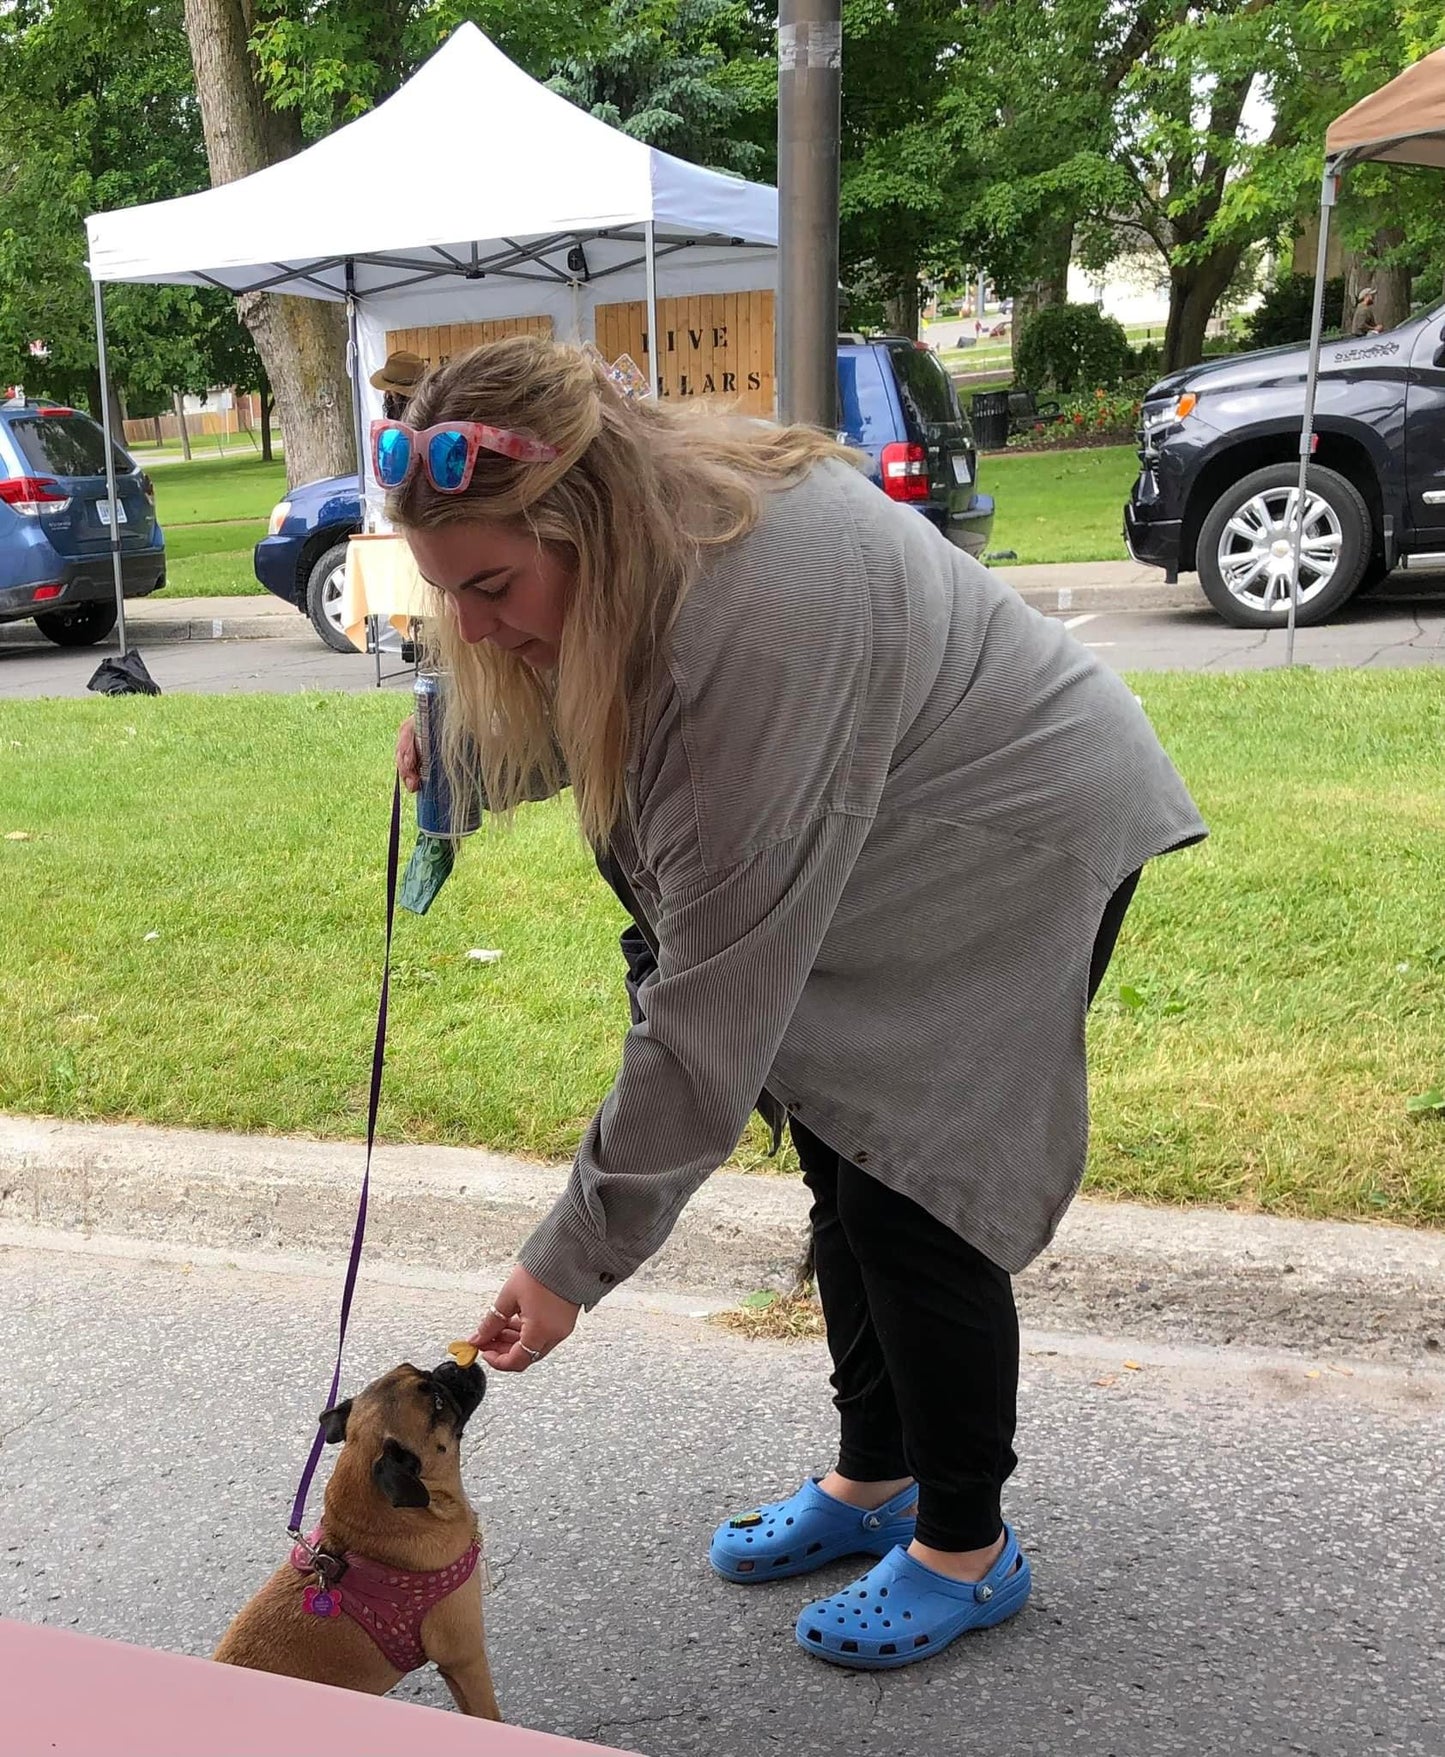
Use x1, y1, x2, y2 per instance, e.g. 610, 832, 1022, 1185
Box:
519, 1342, 543, 1362
487, 1305, 508, 1324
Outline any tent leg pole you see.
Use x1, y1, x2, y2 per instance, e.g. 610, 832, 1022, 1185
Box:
345, 260, 380, 687
644, 219, 662, 398
1287, 166, 1338, 668
93, 278, 128, 655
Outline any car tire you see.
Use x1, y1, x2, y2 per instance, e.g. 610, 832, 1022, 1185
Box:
305, 542, 360, 653
34, 602, 119, 647
1197, 463, 1370, 629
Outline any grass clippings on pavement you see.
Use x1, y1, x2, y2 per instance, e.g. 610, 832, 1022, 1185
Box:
713, 1290, 827, 1342
2, 670, 1443, 1228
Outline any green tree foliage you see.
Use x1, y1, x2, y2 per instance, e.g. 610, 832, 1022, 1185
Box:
1243, 273, 1348, 349
0, 0, 262, 417
546, 0, 772, 175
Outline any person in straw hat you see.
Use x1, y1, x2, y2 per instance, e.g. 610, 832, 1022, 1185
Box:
370, 348, 427, 419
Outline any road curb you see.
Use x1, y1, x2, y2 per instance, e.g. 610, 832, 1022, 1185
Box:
130, 581, 1208, 640
1, 1116, 1440, 1360
1007, 580, 1199, 615
129, 612, 304, 643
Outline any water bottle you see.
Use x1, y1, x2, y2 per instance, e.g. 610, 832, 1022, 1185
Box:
413, 672, 483, 837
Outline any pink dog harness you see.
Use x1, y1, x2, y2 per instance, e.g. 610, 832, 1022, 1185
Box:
290, 1526, 481, 1673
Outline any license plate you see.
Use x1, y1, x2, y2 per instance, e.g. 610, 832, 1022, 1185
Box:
96, 499, 127, 526
951, 455, 973, 486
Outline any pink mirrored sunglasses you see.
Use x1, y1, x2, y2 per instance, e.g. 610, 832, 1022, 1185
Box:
370, 419, 559, 495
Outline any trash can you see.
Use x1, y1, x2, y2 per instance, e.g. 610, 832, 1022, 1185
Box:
970, 390, 1011, 452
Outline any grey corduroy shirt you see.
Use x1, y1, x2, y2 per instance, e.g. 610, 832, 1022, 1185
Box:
519, 458, 1205, 1308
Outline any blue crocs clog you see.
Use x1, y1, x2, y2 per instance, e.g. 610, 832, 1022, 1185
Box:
795, 1526, 1031, 1669
709, 1478, 918, 1583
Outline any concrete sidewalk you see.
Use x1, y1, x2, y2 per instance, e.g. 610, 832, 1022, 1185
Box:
77, 565, 1199, 646
2, 1115, 1440, 1362
62, 562, 1445, 645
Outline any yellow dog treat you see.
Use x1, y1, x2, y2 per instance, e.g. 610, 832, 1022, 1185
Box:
448, 1340, 480, 1368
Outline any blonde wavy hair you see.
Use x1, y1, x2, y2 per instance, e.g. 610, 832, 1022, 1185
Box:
386, 334, 854, 847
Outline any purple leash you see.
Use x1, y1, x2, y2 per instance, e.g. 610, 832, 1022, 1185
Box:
287, 776, 402, 1541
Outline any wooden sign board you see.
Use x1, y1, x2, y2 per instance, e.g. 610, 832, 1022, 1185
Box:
595, 291, 774, 415
383, 315, 553, 370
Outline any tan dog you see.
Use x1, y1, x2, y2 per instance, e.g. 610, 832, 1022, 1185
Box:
214, 1358, 500, 1719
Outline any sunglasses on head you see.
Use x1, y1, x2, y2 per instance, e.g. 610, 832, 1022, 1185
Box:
370, 419, 560, 495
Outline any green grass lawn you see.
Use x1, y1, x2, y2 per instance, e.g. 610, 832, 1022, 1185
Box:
985, 445, 1137, 564
150, 454, 287, 525
149, 455, 288, 598
2, 674, 1443, 1228
136, 430, 1136, 595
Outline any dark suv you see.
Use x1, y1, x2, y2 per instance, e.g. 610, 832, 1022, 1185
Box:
1125, 300, 1445, 627
255, 334, 995, 651
0, 400, 164, 644
837, 333, 994, 556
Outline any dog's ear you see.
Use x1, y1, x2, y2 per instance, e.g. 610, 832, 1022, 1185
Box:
318, 1399, 352, 1445
373, 1437, 430, 1509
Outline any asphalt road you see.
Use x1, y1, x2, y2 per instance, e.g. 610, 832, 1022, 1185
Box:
0, 627, 394, 700
1054, 593, 1445, 673
3, 590, 1442, 701
2, 1239, 1440, 1757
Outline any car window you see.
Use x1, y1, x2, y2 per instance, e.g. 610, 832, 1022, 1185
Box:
837, 349, 895, 445
887, 343, 962, 432
5, 413, 132, 478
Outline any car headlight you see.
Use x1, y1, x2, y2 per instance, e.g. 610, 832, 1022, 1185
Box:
1139, 393, 1198, 458
267, 500, 292, 536
1141, 393, 1198, 434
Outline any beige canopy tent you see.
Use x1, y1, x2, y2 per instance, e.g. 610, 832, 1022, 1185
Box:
1288, 48, 1445, 658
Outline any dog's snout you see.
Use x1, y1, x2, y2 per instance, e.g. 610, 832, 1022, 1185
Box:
432, 1358, 486, 1426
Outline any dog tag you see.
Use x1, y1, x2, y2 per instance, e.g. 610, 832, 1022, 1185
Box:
303, 1586, 344, 1618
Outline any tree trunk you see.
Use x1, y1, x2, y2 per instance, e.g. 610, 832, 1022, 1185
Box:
1010, 223, 1074, 370
182, 0, 353, 489
173, 389, 192, 461
85, 368, 127, 446
260, 390, 273, 462
1370, 227, 1410, 332
883, 278, 920, 340
1162, 244, 1244, 373
152, 414, 163, 448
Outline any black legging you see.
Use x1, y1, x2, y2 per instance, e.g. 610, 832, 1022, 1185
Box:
796, 870, 1141, 1552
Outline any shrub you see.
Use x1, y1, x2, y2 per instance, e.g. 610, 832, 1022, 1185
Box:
1015, 303, 1132, 394
1244, 274, 1347, 351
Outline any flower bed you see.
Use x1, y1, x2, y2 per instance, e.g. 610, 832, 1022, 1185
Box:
1007, 387, 1143, 450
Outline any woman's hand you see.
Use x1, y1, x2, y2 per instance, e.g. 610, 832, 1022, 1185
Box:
471, 1264, 581, 1373
396, 714, 421, 794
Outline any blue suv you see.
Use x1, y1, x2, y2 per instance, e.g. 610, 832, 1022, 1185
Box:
0, 400, 165, 644
837, 334, 993, 555
255, 334, 994, 650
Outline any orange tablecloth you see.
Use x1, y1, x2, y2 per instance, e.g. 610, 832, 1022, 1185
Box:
1, 1617, 637, 1756
341, 532, 431, 651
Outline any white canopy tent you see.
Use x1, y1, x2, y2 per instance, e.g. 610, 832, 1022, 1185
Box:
1287, 48, 1445, 662
83, 21, 779, 650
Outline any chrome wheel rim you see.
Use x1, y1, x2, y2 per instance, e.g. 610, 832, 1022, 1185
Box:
321, 564, 347, 634
1215, 487, 1343, 614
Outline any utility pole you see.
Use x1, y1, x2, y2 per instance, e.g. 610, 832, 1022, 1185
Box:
777, 0, 841, 430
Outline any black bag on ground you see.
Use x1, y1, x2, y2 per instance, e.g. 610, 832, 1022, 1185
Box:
86, 650, 160, 697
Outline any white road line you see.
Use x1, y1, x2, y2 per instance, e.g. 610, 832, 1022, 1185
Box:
1062, 613, 1098, 630
1082, 641, 1116, 648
